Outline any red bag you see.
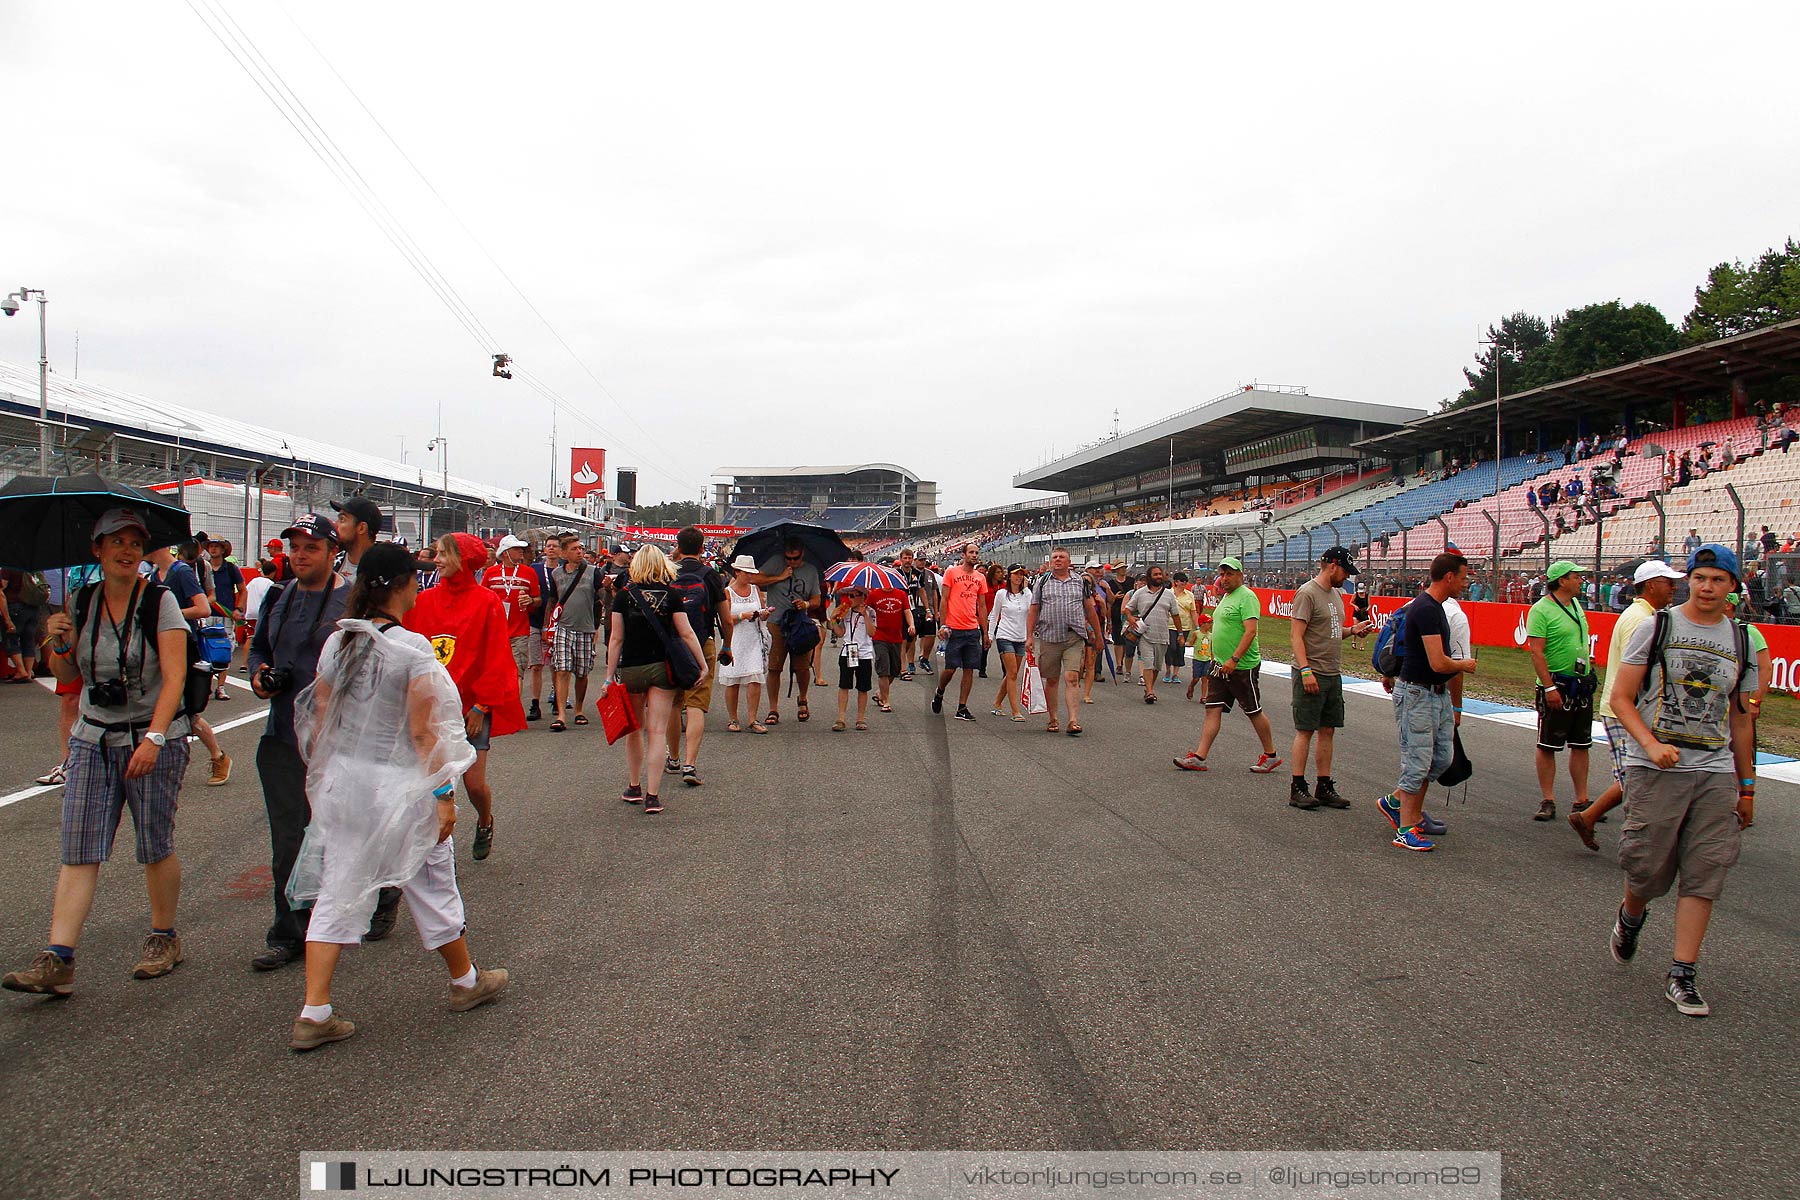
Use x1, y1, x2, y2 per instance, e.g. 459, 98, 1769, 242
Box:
596, 683, 640, 745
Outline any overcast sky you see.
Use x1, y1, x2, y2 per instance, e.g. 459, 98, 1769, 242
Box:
4, 2, 1797, 512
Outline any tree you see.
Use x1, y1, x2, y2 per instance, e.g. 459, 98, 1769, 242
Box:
1444, 312, 1550, 410
1527, 301, 1679, 386
1682, 238, 1800, 343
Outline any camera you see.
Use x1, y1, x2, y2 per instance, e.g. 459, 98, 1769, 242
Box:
88, 678, 130, 708
257, 666, 294, 695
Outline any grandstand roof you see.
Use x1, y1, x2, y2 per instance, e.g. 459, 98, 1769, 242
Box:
712, 463, 921, 482
1356, 318, 1800, 457
0, 360, 588, 522
1011, 387, 1423, 492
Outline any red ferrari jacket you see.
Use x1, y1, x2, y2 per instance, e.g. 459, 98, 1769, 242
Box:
403, 533, 526, 737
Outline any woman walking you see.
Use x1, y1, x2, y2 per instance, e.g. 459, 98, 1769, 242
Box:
287, 542, 509, 1051
603, 545, 708, 814
988, 565, 1030, 720
4, 508, 193, 997
721, 554, 770, 733
403, 534, 526, 862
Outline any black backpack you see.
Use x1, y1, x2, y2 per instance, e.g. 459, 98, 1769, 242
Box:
1633, 609, 1753, 710
77, 581, 213, 722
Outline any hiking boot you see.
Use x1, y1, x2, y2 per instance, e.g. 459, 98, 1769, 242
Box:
1314, 779, 1350, 809
207, 753, 232, 786
1289, 778, 1321, 810
35, 762, 66, 787
2, 950, 74, 996
1250, 752, 1283, 774
1172, 752, 1208, 772
1611, 906, 1644, 964
449, 967, 510, 1012
472, 822, 494, 861
1534, 798, 1556, 822
252, 943, 304, 972
681, 765, 702, 787
131, 933, 183, 979
1392, 826, 1436, 852
1665, 972, 1710, 1018
527, 700, 542, 722
290, 1011, 356, 1051
954, 705, 976, 722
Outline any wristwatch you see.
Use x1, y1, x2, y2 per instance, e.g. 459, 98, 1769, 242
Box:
144, 731, 168, 748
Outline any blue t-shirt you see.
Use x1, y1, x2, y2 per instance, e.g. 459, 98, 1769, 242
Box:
161, 561, 206, 630
212, 561, 244, 614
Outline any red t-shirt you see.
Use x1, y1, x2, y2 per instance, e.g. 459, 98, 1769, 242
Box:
481, 563, 540, 640
941, 565, 990, 631
868, 588, 908, 644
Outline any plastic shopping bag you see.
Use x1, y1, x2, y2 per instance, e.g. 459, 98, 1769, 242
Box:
1021, 658, 1048, 715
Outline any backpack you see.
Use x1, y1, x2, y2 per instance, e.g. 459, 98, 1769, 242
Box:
1633, 609, 1752, 710
77, 581, 213, 722
1372, 601, 1411, 678
19, 571, 49, 607
776, 604, 820, 658
667, 564, 718, 640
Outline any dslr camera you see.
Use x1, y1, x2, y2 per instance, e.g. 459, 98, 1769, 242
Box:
257, 665, 294, 695
88, 678, 130, 708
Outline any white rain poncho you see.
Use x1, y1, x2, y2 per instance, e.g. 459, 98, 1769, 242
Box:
287, 619, 476, 922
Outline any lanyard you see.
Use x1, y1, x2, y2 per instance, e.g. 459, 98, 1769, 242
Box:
90, 580, 145, 684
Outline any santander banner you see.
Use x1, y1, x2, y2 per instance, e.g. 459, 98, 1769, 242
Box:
1252, 588, 1800, 691
570, 448, 605, 499
614, 524, 749, 541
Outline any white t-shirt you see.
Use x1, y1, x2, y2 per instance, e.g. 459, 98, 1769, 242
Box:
838, 605, 876, 660
988, 589, 1031, 641
1442, 596, 1471, 660
243, 575, 275, 621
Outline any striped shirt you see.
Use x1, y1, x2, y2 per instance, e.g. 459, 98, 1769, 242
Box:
1031, 572, 1092, 642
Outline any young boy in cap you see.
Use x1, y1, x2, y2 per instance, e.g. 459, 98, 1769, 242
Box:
1604, 545, 1758, 1017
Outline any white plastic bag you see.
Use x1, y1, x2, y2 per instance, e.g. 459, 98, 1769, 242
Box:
1021, 659, 1048, 715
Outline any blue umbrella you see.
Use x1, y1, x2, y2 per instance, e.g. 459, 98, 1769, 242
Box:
0, 473, 191, 571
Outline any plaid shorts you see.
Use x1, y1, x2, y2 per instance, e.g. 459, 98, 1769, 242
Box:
61, 735, 190, 866
1602, 716, 1630, 788
552, 626, 595, 676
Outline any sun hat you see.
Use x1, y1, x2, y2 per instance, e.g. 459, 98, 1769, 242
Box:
729, 553, 759, 573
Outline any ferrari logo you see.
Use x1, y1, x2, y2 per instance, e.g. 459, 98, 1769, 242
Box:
430, 635, 457, 666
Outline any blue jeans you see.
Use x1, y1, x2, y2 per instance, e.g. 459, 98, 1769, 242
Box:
1393, 681, 1454, 795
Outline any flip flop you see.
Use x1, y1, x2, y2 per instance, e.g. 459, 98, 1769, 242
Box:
1066, 724, 1083, 736
750, 723, 769, 734
573, 713, 589, 726
855, 720, 868, 731
765, 710, 780, 725
876, 700, 892, 713
550, 720, 567, 732
797, 702, 810, 722
727, 721, 742, 733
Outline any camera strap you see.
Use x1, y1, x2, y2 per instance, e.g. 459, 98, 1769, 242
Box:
89, 579, 146, 688
270, 579, 340, 668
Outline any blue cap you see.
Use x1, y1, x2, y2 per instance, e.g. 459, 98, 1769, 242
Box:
1686, 542, 1740, 581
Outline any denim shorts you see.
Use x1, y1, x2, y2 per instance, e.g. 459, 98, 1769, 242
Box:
995, 638, 1026, 657
1393, 681, 1455, 794
943, 628, 983, 669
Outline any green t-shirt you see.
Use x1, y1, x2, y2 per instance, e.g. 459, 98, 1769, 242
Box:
1211, 585, 1262, 670
1747, 621, 1767, 656
1526, 594, 1591, 674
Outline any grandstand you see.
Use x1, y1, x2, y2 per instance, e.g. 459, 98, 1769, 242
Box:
0, 359, 592, 547
711, 464, 936, 531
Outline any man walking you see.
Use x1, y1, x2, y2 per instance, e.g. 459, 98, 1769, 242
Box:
1027, 546, 1101, 736
1604, 545, 1759, 1017
1376, 553, 1478, 851
896, 548, 938, 677
1124, 565, 1177, 703
1526, 560, 1596, 822
481, 535, 541, 703
932, 542, 991, 722
145, 544, 231, 786
1173, 557, 1282, 774
1287, 547, 1373, 810
666, 526, 732, 786
547, 533, 600, 732
759, 538, 823, 724
1570, 560, 1684, 850
246, 514, 350, 968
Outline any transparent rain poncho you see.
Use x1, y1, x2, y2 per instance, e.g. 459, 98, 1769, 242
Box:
287, 620, 476, 920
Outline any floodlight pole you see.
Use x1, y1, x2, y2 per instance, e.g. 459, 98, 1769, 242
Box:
7, 287, 49, 475
1481, 333, 1518, 597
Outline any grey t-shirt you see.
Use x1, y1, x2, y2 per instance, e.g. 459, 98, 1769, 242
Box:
71, 585, 190, 748
548, 563, 599, 633
1126, 585, 1176, 643
1620, 607, 1757, 773
248, 579, 350, 746
1290, 579, 1346, 674
759, 559, 822, 621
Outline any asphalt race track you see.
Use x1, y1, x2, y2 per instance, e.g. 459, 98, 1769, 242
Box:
1, 664, 1795, 1200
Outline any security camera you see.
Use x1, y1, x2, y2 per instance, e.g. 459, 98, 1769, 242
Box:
0, 296, 18, 317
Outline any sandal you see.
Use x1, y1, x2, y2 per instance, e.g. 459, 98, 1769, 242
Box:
854, 720, 868, 731
1010, 714, 1026, 722
765, 710, 780, 725
749, 722, 769, 734
727, 721, 742, 733
1046, 720, 1060, 733
573, 713, 589, 726
876, 700, 892, 713
900, 671, 914, 681
831, 719, 846, 732
1066, 723, 1083, 736
550, 719, 567, 732
797, 702, 810, 722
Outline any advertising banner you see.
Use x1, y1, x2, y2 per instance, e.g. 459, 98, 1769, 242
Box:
570, 448, 605, 499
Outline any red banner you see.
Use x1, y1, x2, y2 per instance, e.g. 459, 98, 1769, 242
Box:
1253, 588, 1800, 691
613, 524, 748, 541
570, 447, 605, 499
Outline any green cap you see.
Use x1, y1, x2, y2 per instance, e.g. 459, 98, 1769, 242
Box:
1546, 560, 1584, 582
1218, 556, 1244, 573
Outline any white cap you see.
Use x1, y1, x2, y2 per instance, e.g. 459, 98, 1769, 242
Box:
1633, 560, 1685, 585
496, 535, 529, 555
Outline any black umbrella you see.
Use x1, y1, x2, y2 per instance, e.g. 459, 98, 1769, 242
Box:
0, 474, 192, 571
727, 522, 851, 574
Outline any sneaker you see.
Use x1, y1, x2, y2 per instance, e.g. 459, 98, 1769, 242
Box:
920, 661, 935, 674
363, 897, 399, 942
1377, 794, 1402, 830
1250, 752, 1283, 774
448, 966, 510, 1012
1172, 752, 1208, 772
2, 950, 74, 996
664, 755, 680, 773
289, 1011, 357, 1051
1611, 908, 1643, 964
35, 762, 66, 787
207, 753, 232, 787
954, 706, 976, 722
1289, 778, 1321, 810
643, 793, 664, 815
1417, 811, 1448, 837
251, 943, 304, 971
1665, 972, 1710, 1017
621, 784, 643, 805
681, 765, 702, 787
527, 700, 542, 722
1314, 779, 1350, 809
131, 933, 184, 979
931, 690, 944, 714
1392, 826, 1436, 852
472, 822, 494, 861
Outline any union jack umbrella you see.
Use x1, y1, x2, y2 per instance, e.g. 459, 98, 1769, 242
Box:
823, 561, 907, 591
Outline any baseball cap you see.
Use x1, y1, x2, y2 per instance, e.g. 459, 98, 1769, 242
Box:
1321, 545, 1360, 576
265, 537, 283, 550
496, 534, 529, 555
1546, 560, 1585, 582
1632, 560, 1685, 585
331, 495, 386, 535
1218, 556, 1244, 573
279, 513, 340, 544
92, 507, 151, 541
1687, 543, 1740, 581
